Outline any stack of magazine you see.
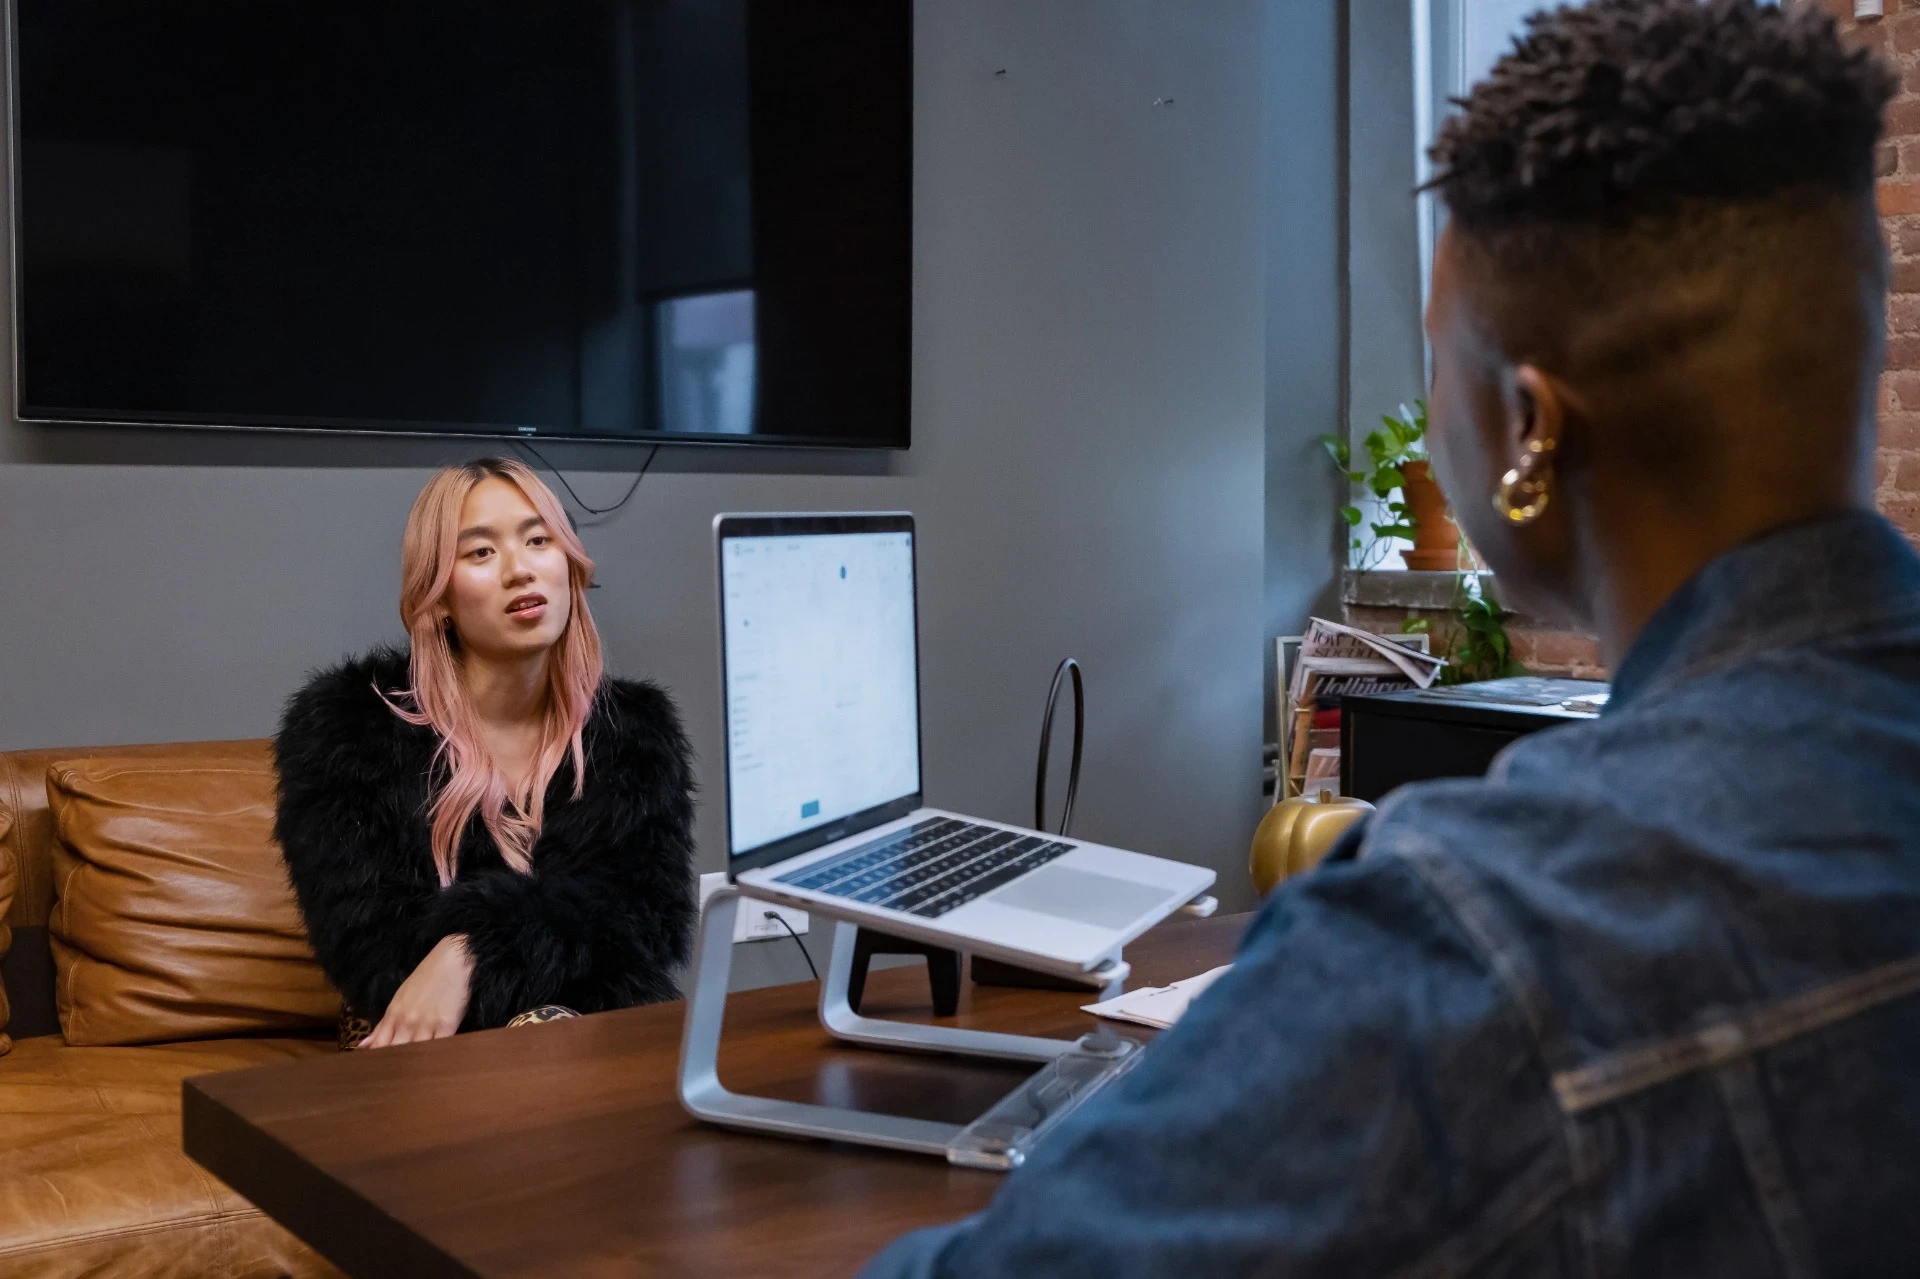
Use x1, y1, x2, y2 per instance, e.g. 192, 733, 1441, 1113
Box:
1277, 618, 1446, 801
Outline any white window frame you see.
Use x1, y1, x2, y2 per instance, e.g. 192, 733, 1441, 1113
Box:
1412, 0, 1446, 337
1413, 0, 1538, 340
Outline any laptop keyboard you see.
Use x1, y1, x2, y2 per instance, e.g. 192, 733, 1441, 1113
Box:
774, 817, 1074, 918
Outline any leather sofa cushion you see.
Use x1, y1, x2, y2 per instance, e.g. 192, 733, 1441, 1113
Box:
0, 807, 12, 1053
48, 756, 339, 1047
0, 1033, 340, 1277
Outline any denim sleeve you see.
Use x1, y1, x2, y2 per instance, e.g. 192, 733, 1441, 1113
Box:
858, 854, 1568, 1279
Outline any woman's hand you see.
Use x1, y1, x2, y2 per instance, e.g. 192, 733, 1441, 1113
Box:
361, 934, 474, 1049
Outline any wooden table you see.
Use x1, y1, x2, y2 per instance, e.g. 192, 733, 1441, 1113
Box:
185, 913, 1248, 1278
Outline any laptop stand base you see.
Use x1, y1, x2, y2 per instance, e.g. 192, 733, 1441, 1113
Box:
678, 884, 1128, 1161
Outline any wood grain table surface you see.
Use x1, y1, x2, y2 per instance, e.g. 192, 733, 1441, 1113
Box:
184, 912, 1250, 1279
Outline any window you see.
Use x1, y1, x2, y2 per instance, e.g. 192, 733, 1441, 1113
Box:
1413, 1, 1555, 321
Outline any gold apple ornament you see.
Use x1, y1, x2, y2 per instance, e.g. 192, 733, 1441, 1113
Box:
1249, 790, 1374, 895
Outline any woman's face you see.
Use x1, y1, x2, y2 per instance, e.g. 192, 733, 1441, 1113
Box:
443, 477, 574, 663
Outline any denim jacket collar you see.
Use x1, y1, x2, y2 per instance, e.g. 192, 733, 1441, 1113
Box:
1608, 510, 1920, 712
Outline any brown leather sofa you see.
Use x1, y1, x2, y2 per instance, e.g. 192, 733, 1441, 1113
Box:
0, 739, 342, 1278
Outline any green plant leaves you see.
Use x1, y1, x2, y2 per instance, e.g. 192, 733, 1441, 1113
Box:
1324, 397, 1439, 568
1435, 577, 1528, 685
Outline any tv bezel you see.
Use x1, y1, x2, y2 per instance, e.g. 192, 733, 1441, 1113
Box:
2, 0, 913, 451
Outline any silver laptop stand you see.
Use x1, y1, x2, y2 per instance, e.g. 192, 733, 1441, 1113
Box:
678, 883, 1133, 1161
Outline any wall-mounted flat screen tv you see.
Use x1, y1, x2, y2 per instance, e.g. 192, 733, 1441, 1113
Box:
10, 1, 911, 447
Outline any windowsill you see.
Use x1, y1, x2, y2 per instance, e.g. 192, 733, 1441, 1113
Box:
1340, 571, 1608, 679
1340, 567, 1492, 612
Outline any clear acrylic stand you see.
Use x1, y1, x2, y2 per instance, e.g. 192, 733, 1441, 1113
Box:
677, 883, 1135, 1163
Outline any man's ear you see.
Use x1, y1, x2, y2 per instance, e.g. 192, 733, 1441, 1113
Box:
1508, 364, 1566, 462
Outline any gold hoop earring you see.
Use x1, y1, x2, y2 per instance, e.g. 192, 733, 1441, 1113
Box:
1492, 438, 1556, 526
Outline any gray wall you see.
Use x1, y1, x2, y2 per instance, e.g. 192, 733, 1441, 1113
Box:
1263, 0, 1347, 736
0, 0, 1338, 986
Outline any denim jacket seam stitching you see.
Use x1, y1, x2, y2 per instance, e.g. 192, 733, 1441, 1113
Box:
1710, 1054, 1822, 1279
1395, 843, 1563, 1065
1395, 843, 1613, 1279
1382, 1152, 1575, 1279
1550, 952, 1920, 1113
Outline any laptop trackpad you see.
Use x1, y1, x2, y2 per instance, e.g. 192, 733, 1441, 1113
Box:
986, 865, 1170, 930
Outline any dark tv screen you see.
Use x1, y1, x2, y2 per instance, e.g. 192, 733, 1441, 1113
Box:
11, 1, 911, 447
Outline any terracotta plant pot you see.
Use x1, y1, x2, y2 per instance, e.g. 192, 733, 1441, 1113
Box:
1400, 459, 1459, 571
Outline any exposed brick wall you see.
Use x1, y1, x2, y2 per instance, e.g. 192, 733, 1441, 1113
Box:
1836, 0, 1920, 543
1342, 603, 1608, 682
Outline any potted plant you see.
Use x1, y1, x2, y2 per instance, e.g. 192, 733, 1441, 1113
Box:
1401, 574, 1528, 685
1319, 401, 1459, 571
1324, 400, 1527, 686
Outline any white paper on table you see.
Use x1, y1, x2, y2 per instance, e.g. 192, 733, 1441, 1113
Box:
1081, 965, 1233, 1030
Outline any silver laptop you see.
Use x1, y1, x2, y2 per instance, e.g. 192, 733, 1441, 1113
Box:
719, 512, 1214, 978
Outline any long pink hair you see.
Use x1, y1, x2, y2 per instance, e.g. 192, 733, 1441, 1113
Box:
385, 458, 604, 886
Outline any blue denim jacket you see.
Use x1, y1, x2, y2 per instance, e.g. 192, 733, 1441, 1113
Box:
862, 511, 1920, 1278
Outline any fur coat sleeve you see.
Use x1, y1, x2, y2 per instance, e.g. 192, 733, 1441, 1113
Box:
272, 647, 698, 1030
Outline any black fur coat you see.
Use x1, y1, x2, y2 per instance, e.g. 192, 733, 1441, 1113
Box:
272, 647, 697, 1030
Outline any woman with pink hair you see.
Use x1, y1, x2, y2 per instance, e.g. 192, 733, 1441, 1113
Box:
273, 458, 695, 1048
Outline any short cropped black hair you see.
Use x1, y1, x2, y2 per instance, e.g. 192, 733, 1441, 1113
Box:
1431, 0, 1896, 230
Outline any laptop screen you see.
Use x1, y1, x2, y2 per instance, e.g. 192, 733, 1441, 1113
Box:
719, 517, 922, 866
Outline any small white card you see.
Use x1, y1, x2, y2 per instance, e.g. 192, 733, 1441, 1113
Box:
1082, 965, 1233, 1030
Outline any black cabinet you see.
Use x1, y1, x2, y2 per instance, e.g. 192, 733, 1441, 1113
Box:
1339, 678, 1607, 802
